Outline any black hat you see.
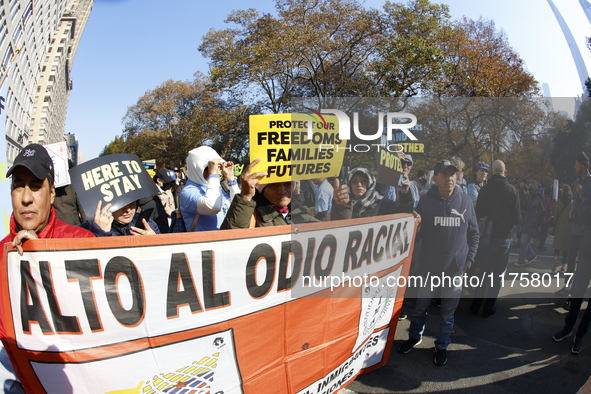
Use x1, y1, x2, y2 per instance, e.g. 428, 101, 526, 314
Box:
576, 152, 589, 169
434, 160, 459, 175
6, 143, 54, 180
156, 168, 174, 184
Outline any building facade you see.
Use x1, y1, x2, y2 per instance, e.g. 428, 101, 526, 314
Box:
0, 0, 93, 166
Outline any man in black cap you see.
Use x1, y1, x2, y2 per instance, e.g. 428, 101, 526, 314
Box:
0, 144, 94, 393
556, 152, 591, 299
1, 144, 94, 254
398, 159, 479, 366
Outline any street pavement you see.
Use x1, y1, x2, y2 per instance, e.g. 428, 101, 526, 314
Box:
342, 238, 591, 394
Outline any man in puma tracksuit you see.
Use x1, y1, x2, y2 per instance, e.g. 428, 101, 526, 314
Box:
398, 160, 479, 366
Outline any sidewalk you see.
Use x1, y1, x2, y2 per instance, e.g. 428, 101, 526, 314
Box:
343, 240, 591, 393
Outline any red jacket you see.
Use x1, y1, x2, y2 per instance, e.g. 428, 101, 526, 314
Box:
0, 207, 94, 340
1, 206, 94, 246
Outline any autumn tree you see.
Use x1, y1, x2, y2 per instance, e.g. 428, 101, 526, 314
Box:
199, 0, 383, 113
372, 0, 451, 97
434, 18, 539, 97
550, 99, 591, 184
101, 74, 254, 167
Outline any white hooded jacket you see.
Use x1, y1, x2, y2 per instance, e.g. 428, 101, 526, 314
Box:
180, 146, 239, 231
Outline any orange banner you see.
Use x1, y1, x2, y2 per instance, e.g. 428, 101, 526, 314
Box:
1, 215, 416, 393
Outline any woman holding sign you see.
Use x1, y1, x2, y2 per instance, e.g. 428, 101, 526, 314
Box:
82, 200, 160, 236
221, 159, 318, 228
180, 146, 240, 231
331, 167, 414, 220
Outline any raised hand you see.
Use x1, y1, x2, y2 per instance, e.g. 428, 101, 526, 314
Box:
240, 158, 268, 201
94, 201, 114, 233
333, 178, 350, 205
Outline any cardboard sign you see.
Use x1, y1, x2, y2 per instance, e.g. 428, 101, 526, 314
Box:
1, 215, 416, 393
69, 154, 159, 219
376, 148, 403, 187
249, 114, 347, 183
45, 141, 71, 188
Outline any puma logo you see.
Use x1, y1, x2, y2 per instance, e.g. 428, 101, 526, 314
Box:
451, 208, 466, 223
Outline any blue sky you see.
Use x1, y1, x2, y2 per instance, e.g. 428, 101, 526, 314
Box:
65, 0, 591, 162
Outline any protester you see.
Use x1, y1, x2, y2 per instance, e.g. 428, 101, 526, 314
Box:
420, 170, 434, 197
515, 179, 528, 246
551, 185, 573, 272
53, 159, 87, 225
154, 168, 176, 225
221, 158, 318, 228
537, 187, 555, 252
515, 179, 542, 267
180, 146, 239, 231
414, 169, 427, 194
1, 143, 95, 252
556, 152, 591, 299
398, 160, 479, 366
467, 162, 490, 206
552, 185, 591, 354
331, 166, 414, 219
1, 143, 95, 393
311, 177, 334, 219
82, 200, 160, 236
450, 156, 467, 194
399, 154, 420, 209
470, 160, 520, 317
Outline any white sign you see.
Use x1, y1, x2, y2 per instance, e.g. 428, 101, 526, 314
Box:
45, 141, 70, 187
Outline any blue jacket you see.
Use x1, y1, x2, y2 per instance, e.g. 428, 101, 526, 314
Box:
416, 184, 479, 276
82, 212, 161, 237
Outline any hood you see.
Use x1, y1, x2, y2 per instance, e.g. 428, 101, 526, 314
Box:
186, 146, 223, 185
347, 167, 382, 214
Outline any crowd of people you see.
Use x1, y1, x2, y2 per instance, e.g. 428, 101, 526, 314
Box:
1, 142, 591, 391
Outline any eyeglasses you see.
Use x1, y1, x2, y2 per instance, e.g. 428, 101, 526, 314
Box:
401, 161, 412, 167
351, 179, 368, 186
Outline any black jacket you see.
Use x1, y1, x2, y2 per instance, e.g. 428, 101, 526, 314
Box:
331, 189, 413, 220
476, 174, 521, 239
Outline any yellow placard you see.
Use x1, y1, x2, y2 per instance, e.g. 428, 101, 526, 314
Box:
249, 113, 347, 183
